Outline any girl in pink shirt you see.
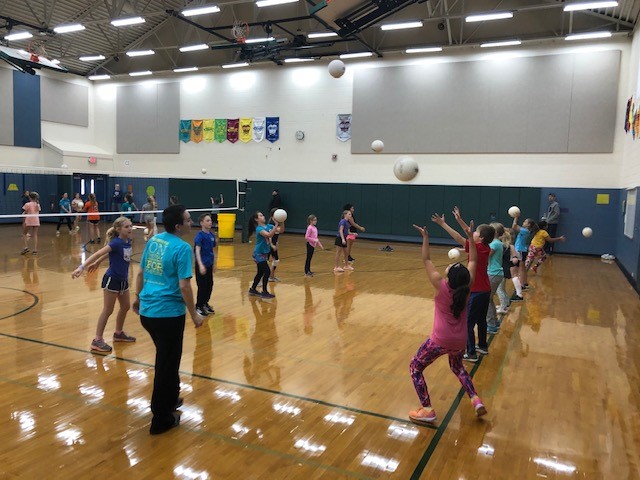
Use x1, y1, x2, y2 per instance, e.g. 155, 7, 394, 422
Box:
408, 221, 487, 424
304, 215, 324, 276
21, 192, 41, 255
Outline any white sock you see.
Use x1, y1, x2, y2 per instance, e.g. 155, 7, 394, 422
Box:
512, 276, 522, 296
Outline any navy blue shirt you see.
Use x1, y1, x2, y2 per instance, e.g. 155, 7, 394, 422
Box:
106, 237, 132, 280
194, 230, 216, 267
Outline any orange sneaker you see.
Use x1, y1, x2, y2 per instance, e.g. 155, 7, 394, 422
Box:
409, 406, 436, 424
472, 396, 487, 417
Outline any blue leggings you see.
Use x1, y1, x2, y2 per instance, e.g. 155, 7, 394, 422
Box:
410, 338, 478, 408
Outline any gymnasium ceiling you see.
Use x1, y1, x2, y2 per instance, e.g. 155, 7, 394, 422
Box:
0, 0, 639, 78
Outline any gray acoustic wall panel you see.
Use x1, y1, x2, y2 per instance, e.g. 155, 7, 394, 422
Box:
41, 77, 89, 126
116, 82, 180, 154
351, 50, 620, 154
0, 67, 14, 146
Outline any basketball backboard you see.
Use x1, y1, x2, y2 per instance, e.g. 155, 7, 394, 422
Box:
0, 46, 67, 75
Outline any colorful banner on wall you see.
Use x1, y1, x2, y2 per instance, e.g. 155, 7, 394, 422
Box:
266, 117, 279, 143
253, 117, 265, 143
336, 114, 352, 142
239, 118, 253, 143
191, 120, 203, 143
227, 118, 239, 143
214, 119, 227, 143
179, 120, 192, 143
203, 119, 214, 142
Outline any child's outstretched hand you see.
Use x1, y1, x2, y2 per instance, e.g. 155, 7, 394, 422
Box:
559, 235, 566, 242
453, 206, 462, 220
413, 224, 428, 238
431, 213, 445, 226
463, 220, 475, 238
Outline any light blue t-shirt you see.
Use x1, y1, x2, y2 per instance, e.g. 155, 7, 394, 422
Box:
488, 239, 504, 276
515, 226, 530, 253
59, 198, 71, 213
139, 232, 193, 318
254, 224, 273, 255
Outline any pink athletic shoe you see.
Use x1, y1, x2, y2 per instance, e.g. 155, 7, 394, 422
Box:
409, 407, 437, 424
472, 396, 487, 417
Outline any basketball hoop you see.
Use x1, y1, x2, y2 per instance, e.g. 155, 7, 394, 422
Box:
27, 41, 47, 63
231, 21, 249, 44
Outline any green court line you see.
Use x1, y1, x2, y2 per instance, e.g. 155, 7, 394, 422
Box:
0, 330, 437, 430
409, 315, 502, 480
0, 373, 373, 479
0, 287, 39, 320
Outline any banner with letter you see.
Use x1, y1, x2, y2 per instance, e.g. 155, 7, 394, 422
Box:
266, 117, 279, 143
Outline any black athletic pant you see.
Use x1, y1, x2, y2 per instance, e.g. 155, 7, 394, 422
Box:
545, 223, 558, 254
252, 261, 270, 291
141, 314, 185, 431
195, 265, 213, 308
467, 291, 491, 355
57, 216, 73, 231
304, 242, 315, 274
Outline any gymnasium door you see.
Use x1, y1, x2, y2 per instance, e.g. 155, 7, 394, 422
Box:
72, 174, 108, 212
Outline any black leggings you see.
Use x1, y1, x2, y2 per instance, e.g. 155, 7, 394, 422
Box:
304, 242, 315, 274
195, 265, 213, 308
57, 216, 73, 231
252, 261, 270, 291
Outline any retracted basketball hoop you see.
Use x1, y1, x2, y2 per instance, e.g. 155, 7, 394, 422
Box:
231, 21, 250, 44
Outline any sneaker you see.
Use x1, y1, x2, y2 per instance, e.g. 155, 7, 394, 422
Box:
510, 294, 524, 302
205, 304, 215, 314
333, 267, 344, 273
304, 272, 314, 277
487, 325, 500, 335
175, 397, 184, 410
475, 345, 489, 354
88, 239, 95, 244
20, 248, 29, 255
32, 251, 37, 256
409, 407, 437, 424
348, 256, 355, 262
91, 338, 112, 353
248, 288, 261, 297
150, 412, 180, 435
96, 237, 101, 243
196, 307, 208, 316
75, 226, 80, 232
260, 291, 275, 299
522, 284, 529, 290
113, 331, 137, 342
463, 353, 478, 363
497, 308, 509, 314
56, 231, 60, 237
472, 396, 487, 417
344, 265, 354, 271
268, 276, 281, 282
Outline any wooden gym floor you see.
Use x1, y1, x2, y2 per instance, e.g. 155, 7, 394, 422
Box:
0, 222, 638, 479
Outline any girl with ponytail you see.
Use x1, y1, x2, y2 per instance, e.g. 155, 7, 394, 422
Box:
408, 220, 487, 425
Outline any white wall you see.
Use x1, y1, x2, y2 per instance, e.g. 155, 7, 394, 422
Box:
0, 38, 633, 188
621, 33, 640, 188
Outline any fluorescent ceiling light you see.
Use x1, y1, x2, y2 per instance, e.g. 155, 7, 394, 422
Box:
244, 37, 275, 43
111, 16, 145, 27
480, 39, 521, 48
4, 31, 33, 41
88, 75, 110, 80
406, 46, 443, 53
129, 70, 152, 76
222, 62, 249, 69
126, 49, 155, 57
563, 1, 618, 11
565, 31, 612, 40
51, 59, 61, 64
380, 21, 423, 31
340, 52, 373, 59
53, 23, 85, 34
256, 0, 298, 7
80, 54, 106, 61
466, 12, 513, 22
173, 67, 199, 72
182, 5, 220, 16
284, 58, 314, 63
179, 44, 209, 52
307, 31, 338, 38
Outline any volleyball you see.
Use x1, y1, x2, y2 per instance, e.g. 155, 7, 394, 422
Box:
201, 168, 207, 174
76, 201, 84, 209
273, 209, 287, 223
371, 140, 384, 153
448, 248, 461, 261
144, 228, 149, 235
328, 59, 346, 78
508, 206, 520, 218
393, 156, 419, 181
582, 227, 593, 238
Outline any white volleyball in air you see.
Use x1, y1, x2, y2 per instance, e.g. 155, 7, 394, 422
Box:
201, 168, 207, 174
371, 140, 384, 153
328, 59, 346, 78
508, 206, 521, 218
448, 248, 461, 261
393, 156, 419, 181
582, 227, 593, 238
273, 209, 288, 223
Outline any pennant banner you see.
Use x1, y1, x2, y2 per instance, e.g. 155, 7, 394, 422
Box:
253, 117, 265, 143
227, 118, 239, 144
336, 114, 352, 142
203, 119, 214, 142
214, 119, 227, 143
266, 117, 279, 143
239, 118, 253, 143
191, 120, 203, 143
179, 120, 191, 143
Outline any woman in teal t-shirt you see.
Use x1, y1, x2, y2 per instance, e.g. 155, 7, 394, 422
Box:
247, 211, 280, 299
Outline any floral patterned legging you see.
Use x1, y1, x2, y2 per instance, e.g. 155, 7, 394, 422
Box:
410, 338, 478, 408
525, 245, 546, 270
